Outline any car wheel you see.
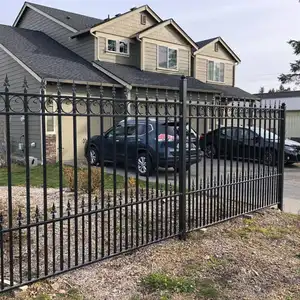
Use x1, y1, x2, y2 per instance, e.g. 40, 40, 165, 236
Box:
263, 151, 274, 166
175, 165, 191, 173
204, 144, 216, 159
137, 152, 152, 176
89, 147, 99, 166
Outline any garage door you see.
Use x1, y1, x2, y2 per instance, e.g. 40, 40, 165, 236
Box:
59, 102, 113, 164
286, 111, 300, 140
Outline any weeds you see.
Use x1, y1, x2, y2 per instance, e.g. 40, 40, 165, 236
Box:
141, 273, 219, 299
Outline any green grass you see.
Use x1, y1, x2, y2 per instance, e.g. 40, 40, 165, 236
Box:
141, 273, 196, 294
141, 273, 219, 299
0, 164, 148, 190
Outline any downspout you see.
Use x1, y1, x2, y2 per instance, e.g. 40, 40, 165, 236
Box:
90, 29, 98, 61
136, 35, 144, 71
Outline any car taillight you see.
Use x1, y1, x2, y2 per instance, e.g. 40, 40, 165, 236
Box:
158, 134, 175, 142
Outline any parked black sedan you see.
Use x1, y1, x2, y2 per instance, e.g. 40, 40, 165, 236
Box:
85, 118, 202, 176
199, 126, 300, 165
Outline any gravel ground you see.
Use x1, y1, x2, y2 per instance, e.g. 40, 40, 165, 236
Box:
0, 209, 299, 299
0, 174, 278, 287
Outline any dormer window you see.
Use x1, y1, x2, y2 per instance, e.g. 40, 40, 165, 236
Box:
214, 42, 219, 52
141, 14, 147, 25
107, 39, 129, 55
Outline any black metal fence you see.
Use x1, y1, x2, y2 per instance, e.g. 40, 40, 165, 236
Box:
0, 76, 285, 292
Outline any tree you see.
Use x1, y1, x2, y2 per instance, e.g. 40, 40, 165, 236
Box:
258, 87, 265, 94
268, 88, 276, 93
278, 84, 285, 91
278, 40, 300, 85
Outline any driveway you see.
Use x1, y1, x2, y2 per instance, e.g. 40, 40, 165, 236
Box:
105, 159, 300, 214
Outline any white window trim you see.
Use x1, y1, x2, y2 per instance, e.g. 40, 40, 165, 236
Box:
157, 45, 179, 71
106, 38, 130, 56
207, 61, 225, 83
46, 97, 56, 135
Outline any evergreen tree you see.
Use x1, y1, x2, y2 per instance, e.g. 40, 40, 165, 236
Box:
279, 40, 300, 85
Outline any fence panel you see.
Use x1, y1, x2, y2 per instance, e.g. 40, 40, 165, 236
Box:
0, 76, 285, 292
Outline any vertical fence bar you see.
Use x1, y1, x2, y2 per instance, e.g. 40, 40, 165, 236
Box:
40, 80, 48, 276
278, 103, 286, 211
86, 85, 92, 261
99, 85, 105, 258
179, 76, 187, 240
72, 82, 79, 266
23, 78, 32, 281
56, 81, 64, 272
4, 76, 13, 286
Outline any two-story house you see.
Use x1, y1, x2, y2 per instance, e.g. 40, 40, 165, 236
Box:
0, 2, 257, 163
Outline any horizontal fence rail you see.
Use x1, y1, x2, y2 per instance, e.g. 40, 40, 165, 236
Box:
0, 76, 286, 292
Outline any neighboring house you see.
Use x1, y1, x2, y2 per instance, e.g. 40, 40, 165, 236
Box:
256, 91, 300, 141
0, 1, 256, 163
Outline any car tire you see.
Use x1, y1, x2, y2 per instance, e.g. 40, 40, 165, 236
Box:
176, 165, 191, 173
204, 144, 216, 159
137, 152, 152, 176
263, 151, 274, 166
88, 147, 99, 166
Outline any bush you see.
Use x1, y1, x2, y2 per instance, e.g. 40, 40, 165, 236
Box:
63, 165, 101, 194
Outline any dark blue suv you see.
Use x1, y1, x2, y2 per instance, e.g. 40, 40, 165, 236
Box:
85, 118, 202, 176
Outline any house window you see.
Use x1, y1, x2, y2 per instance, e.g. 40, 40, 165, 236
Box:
107, 39, 129, 55
208, 61, 225, 82
141, 14, 147, 25
214, 43, 219, 52
46, 99, 55, 134
158, 46, 177, 70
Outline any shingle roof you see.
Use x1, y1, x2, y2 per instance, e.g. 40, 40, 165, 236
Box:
206, 83, 259, 100
196, 37, 218, 49
0, 25, 117, 84
27, 2, 103, 31
254, 91, 300, 99
94, 61, 221, 93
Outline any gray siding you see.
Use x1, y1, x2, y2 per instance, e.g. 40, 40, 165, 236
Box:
0, 49, 42, 160
17, 8, 95, 62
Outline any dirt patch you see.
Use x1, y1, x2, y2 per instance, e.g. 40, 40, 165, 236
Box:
2, 209, 299, 300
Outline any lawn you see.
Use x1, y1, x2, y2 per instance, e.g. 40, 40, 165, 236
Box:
3, 209, 300, 300
0, 164, 147, 190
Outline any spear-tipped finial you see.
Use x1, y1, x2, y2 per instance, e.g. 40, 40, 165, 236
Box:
3, 74, 9, 88
40, 78, 46, 90
72, 80, 76, 93
23, 76, 29, 91
56, 79, 61, 93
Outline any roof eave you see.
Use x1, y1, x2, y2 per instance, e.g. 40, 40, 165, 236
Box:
45, 78, 123, 87
132, 83, 220, 94
194, 37, 241, 63
90, 5, 162, 33
13, 2, 77, 32
138, 19, 199, 50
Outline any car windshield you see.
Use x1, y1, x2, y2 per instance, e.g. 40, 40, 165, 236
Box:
251, 127, 279, 140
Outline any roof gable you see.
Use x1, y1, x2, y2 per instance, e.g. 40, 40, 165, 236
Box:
194, 37, 240, 63
137, 19, 198, 49
90, 5, 162, 33
14, 2, 103, 32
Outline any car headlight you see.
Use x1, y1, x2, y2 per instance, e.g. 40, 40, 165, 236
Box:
285, 146, 296, 152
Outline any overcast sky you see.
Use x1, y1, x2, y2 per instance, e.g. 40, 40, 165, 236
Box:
1, 0, 299, 93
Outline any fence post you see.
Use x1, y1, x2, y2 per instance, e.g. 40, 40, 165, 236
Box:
179, 76, 187, 240
278, 103, 286, 211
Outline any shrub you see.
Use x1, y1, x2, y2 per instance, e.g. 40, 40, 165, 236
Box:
63, 165, 101, 194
